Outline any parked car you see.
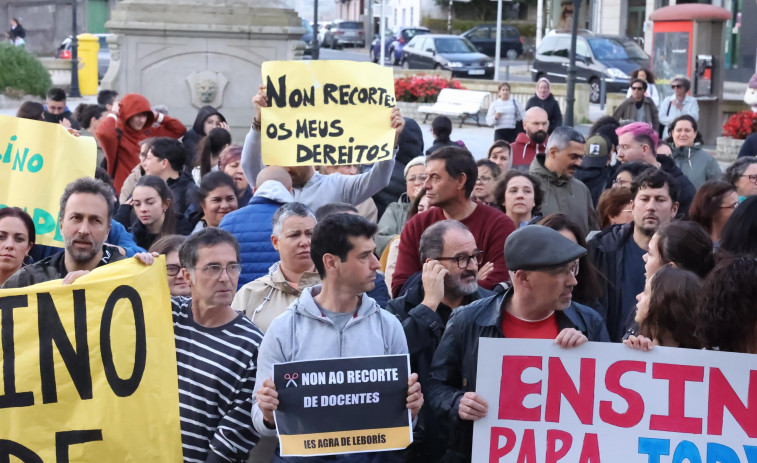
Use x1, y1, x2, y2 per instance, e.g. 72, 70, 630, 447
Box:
531, 30, 650, 103
400, 34, 494, 79
322, 20, 364, 49
58, 34, 113, 81
371, 26, 430, 65
461, 24, 524, 60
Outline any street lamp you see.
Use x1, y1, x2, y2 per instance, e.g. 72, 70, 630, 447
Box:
313, 0, 320, 59
563, 0, 581, 126
69, 0, 81, 98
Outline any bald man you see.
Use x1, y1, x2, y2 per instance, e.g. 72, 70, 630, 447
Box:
510, 107, 550, 172
219, 166, 295, 288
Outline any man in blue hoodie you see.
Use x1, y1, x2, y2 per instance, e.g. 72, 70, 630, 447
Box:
252, 213, 423, 462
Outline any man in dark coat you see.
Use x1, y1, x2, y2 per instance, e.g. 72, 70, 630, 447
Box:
425, 225, 609, 463
43, 87, 81, 130
386, 220, 493, 461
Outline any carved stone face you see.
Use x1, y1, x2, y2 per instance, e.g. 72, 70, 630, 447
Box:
197, 80, 218, 103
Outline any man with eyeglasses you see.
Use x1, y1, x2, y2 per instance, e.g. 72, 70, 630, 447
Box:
614, 122, 695, 217
612, 78, 660, 132
172, 227, 264, 462
425, 225, 609, 462
386, 220, 494, 461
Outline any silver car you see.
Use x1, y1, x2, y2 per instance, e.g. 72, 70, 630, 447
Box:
322, 20, 365, 49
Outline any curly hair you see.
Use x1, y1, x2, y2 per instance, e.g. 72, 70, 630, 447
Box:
696, 257, 757, 353
493, 170, 543, 216
640, 265, 702, 348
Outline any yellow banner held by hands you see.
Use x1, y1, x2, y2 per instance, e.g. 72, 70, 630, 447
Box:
261, 60, 396, 167
0, 115, 97, 247
0, 256, 183, 462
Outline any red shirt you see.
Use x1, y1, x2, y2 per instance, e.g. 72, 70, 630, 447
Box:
501, 311, 560, 339
510, 132, 548, 169
391, 202, 515, 296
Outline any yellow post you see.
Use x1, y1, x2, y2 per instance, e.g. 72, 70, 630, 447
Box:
76, 33, 100, 95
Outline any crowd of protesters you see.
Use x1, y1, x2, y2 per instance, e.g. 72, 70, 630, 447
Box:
2, 71, 757, 463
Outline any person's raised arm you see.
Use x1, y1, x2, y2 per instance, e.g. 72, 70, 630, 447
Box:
242, 84, 267, 188
332, 108, 403, 205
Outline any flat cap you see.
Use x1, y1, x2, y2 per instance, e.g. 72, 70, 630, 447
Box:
505, 225, 587, 271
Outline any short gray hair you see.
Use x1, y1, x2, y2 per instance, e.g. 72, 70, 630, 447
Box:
724, 157, 757, 187
179, 228, 240, 269
59, 177, 115, 222
419, 220, 470, 263
272, 202, 315, 237
545, 126, 586, 153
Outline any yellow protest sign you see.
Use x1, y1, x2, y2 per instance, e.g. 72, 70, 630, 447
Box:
0, 115, 97, 247
261, 60, 396, 167
0, 256, 183, 462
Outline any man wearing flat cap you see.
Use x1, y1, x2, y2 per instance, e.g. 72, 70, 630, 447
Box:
424, 225, 610, 462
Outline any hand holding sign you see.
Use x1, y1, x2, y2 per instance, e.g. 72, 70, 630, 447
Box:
406, 373, 423, 419
459, 391, 488, 421
257, 377, 279, 428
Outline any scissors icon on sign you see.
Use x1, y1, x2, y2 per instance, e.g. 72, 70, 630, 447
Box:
285, 373, 299, 388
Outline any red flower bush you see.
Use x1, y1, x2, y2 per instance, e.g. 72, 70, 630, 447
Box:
722, 110, 757, 140
395, 75, 466, 103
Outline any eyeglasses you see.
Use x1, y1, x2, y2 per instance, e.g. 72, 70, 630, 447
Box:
197, 263, 242, 278
741, 174, 757, 185
476, 176, 492, 184
671, 84, 683, 89
435, 250, 483, 269
613, 178, 631, 187
166, 264, 181, 276
406, 174, 428, 184
631, 87, 645, 91
543, 260, 580, 277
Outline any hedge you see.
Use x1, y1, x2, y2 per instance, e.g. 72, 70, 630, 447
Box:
421, 18, 536, 39
0, 43, 52, 98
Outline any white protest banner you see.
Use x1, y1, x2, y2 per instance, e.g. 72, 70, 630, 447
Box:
473, 338, 757, 462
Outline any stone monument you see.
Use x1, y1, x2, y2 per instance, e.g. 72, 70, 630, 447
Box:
101, 0, 306, 141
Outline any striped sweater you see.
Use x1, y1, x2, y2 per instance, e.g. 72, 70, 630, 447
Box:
172, 296, 264, 463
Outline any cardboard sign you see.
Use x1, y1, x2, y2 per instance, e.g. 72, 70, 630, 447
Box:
273, 354, 412, 456
0, 115, 97, 247
0, 257, 183, 462
473, 338, 757, 462
261, 60, 396, 167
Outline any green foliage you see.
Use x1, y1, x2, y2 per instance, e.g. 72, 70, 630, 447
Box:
420, 18, 536, 39
0, 43, 52, 98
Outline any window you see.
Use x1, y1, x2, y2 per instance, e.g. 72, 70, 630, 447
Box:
552, 36, 571, 58
537, 35, 558, 56
577, 39, 590, 58
467, 27, 490, 40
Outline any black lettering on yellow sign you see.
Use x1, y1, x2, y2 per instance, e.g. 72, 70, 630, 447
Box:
0, 285, 147, 410
0, 429, 103, 462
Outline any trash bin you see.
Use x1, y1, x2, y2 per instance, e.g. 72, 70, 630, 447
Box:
76, 33, 100, 96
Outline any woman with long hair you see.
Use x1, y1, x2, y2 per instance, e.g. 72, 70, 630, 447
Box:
486, 82, 525, 143
625, 264, 703, 350
130, 175, 180, 250
688, 181, 739, 245
0, 207, 34, 287
193, 127, 231, 184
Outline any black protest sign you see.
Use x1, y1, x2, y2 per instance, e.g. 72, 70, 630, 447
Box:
273, 354, 411, 456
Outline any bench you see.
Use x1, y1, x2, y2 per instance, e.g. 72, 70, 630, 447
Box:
418, 88, 491, 127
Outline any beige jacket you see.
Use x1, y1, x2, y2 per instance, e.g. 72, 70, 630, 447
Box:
231, 262, 321, 333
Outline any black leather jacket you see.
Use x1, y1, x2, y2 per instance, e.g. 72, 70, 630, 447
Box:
425, 288, 610, 462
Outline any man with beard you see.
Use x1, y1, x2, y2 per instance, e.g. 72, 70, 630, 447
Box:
392, 146, 516, 296
529, 126, 600, 237
614, 122, 695, 217
386, 220, 493, 461
510, 107, 549, 172
588, 168, 679, 341
1, 177, 147, 288
425, 225, 609, 462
